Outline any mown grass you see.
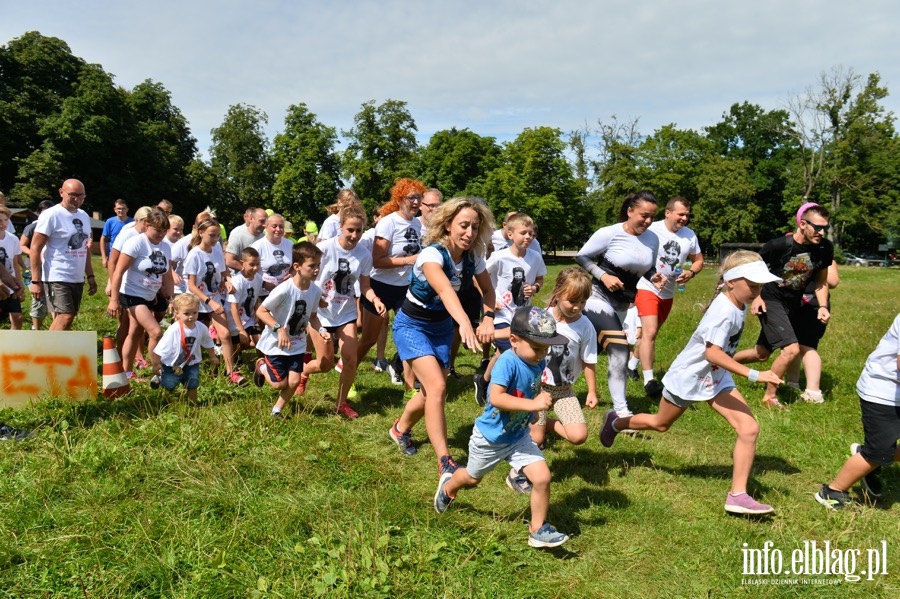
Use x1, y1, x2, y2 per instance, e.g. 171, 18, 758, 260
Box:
0, 259, 898, 598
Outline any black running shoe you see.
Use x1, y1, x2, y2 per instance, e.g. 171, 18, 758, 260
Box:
644, 379, 664, 399
473, 373, 488, 407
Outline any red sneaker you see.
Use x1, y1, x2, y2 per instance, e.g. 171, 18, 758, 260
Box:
335, 402, 359, 419
294, 374, 309, 396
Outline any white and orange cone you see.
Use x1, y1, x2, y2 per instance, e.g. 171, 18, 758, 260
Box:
102, 335, 131, 399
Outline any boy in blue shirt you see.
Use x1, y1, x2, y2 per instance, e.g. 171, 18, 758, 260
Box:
434, 306, 570, 548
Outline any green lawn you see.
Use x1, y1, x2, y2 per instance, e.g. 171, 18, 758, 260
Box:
0, 260, 898, 598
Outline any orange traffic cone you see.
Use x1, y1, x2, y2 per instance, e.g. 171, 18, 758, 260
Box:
102, 335, 131, 399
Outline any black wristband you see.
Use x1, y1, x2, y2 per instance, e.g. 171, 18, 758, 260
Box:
484, 310, 495, 318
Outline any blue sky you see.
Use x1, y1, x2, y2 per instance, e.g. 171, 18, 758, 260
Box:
4, 1, 900, 158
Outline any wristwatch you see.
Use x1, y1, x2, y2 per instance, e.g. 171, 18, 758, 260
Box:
273, 323, 282, 332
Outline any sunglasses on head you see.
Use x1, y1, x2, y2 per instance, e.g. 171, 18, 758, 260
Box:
802, 220, 830, 234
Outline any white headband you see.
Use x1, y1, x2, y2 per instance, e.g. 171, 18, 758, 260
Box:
723, 261, 782, 284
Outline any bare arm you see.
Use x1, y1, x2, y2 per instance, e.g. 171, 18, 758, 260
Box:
423, 261, 481, 352
705, 342, 782, 385
488, 382, 553, 413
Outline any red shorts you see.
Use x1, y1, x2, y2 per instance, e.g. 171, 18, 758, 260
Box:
635, 289, 674, 325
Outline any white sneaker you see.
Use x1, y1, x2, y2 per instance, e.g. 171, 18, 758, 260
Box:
800, 389, 824, 403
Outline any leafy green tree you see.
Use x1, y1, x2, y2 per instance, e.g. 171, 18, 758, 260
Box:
270, 103, 343, 226
694, 156, 759, 247
705, 102, 797, 240
341, 100, 418, 205
13, 62, 129, 209
0, 31, 85, 193
209, 103, 274, 226
482, 126, 588, 250
414, 128, 501, 198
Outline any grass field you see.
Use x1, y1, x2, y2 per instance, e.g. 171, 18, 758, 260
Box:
0, 259, 898, 598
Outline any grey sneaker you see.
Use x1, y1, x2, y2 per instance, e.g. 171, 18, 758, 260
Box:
528, 523, 569, 548
473, 373, 488, 407
373, 358, 389, 372
389, 420, 417, 456
599, 410, 619, 448
434, 472, 455, 514
815, 484, 851, 510
506, 468, 532, 493
851, 443, 883, 497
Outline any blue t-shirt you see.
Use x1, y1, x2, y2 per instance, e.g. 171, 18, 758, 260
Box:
475, 350, 545, 444
102, 216, 134, 253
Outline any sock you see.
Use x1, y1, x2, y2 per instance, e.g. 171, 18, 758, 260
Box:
628, 356, 640, 370
642, 369, 655, 384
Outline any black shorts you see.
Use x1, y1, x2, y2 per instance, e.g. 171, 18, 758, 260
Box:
0, 296, 23, 315
755, 298, 799, 350
262, 353, 305, 382
119, 293, 155, 309
362, 279, 407, 315
458, 285, 482, 327
858, 397, 900, 466
793, 304, 829, 349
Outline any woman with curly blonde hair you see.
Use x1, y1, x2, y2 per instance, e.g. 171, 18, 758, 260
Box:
389, 197, 496, 479
319, 188, 361, 242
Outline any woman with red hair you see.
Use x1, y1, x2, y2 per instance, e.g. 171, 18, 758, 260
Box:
357, 178, 426, 385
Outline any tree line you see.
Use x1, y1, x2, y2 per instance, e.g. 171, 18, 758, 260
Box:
2, 31, 898, 253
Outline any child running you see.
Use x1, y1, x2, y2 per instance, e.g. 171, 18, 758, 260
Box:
253, 242, 329, 418
474, 212, 546, 405
306, 204, 385, 418
152, 293, 218, 401
815, 312, 900, 509
227, 246, 263, 366
434, 306, 570, 548
599, 250, 783, 515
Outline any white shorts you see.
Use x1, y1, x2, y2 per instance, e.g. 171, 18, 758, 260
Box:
465, 425, 545, 480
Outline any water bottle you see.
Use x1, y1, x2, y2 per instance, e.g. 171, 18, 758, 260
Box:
23, 268, 31, 286
673, 264, 685, 292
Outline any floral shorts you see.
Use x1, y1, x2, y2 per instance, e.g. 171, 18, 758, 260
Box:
535, 383, 586, 426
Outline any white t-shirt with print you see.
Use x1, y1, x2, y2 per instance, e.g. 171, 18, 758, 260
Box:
318, 214, 341, 242
255, 279, 323, 357
637, 221, 701, 300
35, 204, 91, 283
661, 293, 746, 401
405, 246, 486, 309
112, 225, 138, 252
154, 321, 214, 367
251, 237, 294, 290
622, 305, 641, 345
0, 231, 22, 293
371, 212, 422, 287
316, 237, 373, 327
169, 235, 192, 294
856, 313, 900, 407
183, 244, 227, 314
120, 234, 170, 300
485, 247, 547, 325
541, 313, 598, 386
226, 271, 264, 332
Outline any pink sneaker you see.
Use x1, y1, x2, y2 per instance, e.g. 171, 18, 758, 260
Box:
335, 358, 343, 373
335, 402, 359, 419
134, 357, 149, 370
725, 492, 774, 515
228, 370, 246, 385
294, 374, 309, 396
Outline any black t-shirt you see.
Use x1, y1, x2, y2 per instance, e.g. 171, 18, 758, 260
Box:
759, 235, 834, 303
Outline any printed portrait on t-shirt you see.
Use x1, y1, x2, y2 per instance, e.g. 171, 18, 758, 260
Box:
333, 258, 353, 296
146, 250, 168, 276
402, 227, 420, 256
660, 240, 681, 268
726, 327, 743, 356
0, 247, 8, 270
67, 218, 90, 250
241, 287, 256, 318
178, 335, 197, 366
288, 299, 308, 336
546, 343, 571, 385
203, 261, 217, 293
267, 249, 290, 278
510, 267, 526, 306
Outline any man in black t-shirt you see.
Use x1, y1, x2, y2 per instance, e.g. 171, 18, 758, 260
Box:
735, 205, 834, 409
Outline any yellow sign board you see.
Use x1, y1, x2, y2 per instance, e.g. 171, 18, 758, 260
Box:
0, 331, 98, 408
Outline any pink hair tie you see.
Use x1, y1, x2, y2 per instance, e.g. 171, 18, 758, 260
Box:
796, 202, 820, 226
